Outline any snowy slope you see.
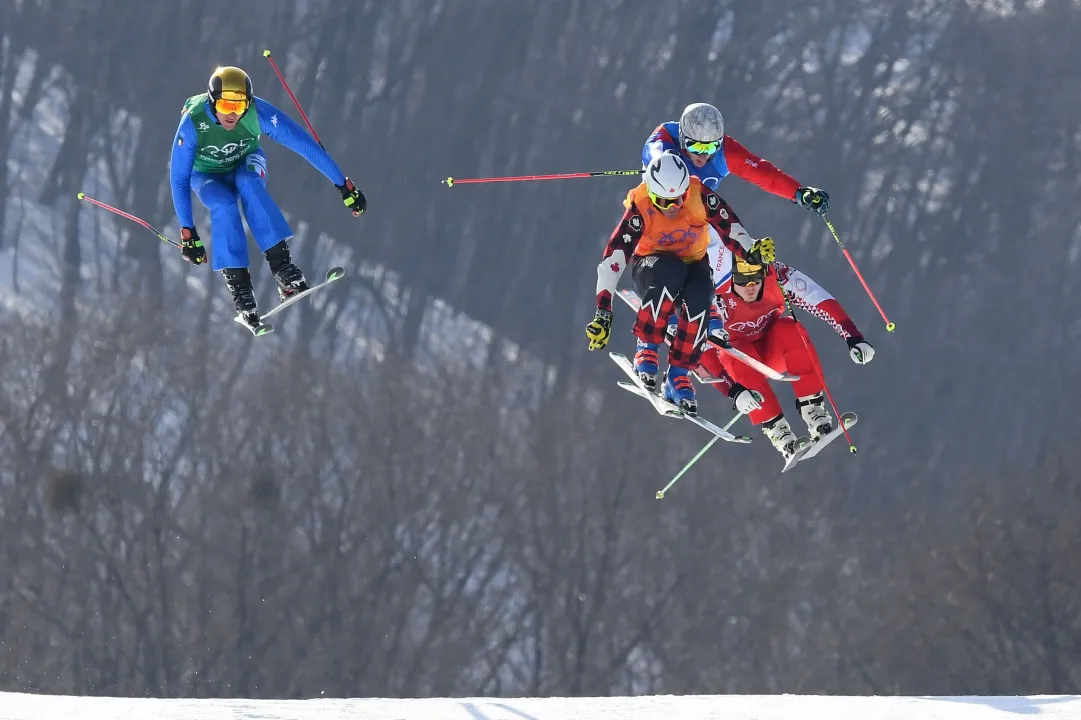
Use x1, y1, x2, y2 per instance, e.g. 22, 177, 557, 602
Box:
1, 692, 1079, 719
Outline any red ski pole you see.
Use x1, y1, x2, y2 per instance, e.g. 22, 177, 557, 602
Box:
442, 169, 642, 187
264, 49, 365, 217
76, 193, 182, 249
821, 215, 895, 333
263, 49, 324, 148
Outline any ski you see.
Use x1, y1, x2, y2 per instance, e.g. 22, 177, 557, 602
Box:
260, 266, 346, 321
615, 288, 798, 382
232, 266, 345, 337
782, 412, 858, 472
706, 336, 799, 382
233, 315, 275, 336
609, 352, 751, 444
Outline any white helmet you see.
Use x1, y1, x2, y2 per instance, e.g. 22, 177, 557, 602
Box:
679, 102, 725, 148
644, 152, 690, 199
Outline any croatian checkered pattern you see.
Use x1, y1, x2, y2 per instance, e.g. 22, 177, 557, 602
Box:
776, 262, 860, 340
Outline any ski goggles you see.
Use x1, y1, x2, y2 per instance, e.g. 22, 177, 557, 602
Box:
647, 188, 688, 210
684, 138, 722, 156
214, 92, 250, 116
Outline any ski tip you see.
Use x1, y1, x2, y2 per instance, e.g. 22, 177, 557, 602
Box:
326, 266, 346, 282
233, 314, 274, 336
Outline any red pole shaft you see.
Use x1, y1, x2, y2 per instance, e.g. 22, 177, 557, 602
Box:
76, 193, 181, 248
78, 194, 151, 229
263, 49, 323, 147
822, 216, 896, 332
442, 170, 641, 186
839, 246, 894, 330
450, 173, 597, 185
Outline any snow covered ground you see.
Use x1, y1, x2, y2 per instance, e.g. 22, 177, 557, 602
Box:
1, 692, 1079, 719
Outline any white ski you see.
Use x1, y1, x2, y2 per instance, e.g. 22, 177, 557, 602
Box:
260, 266, 345, 321
615, 288, 798, 382
782, 412, 858, 472
233, 315, 274, 336
232, 266, 345, 337
609, 352, 751, 444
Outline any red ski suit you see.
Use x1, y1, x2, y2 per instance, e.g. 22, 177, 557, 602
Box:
699, 261, 861, 425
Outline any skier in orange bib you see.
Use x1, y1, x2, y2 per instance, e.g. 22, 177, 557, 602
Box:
585, 153, 774, 416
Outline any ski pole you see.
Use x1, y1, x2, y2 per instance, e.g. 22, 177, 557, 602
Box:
821, 215, 895, 332
772, 258, 856, 454
76, 193, 182, 249
443, 169, 642, 187
263, 49, 324, 148
656, 413, 743, 500
264, 49, 364, 217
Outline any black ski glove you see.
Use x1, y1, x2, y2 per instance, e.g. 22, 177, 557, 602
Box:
337, 177, 366, 217
795, 186, 829, 215
179, 227, 207, 265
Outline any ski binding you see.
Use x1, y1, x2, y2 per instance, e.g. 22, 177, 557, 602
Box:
781, 412, 858, 472
232, 266, 346, 336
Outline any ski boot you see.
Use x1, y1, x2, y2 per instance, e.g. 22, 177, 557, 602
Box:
633, 340, 660, 390
222, 267, 260, 328
761, 415, 798, 461
264, 240, 309, 302
663, 365, 697, 416
797, 392, 834, 441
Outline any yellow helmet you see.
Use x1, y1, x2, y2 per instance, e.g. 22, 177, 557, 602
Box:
208, 66, 252, 114
732, 256, 766, 286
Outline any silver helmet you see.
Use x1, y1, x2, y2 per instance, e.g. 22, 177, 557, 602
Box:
678, 103, 725, 149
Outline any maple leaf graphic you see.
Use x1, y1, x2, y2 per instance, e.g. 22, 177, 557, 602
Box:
610, 262, 620, 272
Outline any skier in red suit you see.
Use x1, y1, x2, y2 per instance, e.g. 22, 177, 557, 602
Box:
698, 253, 875, 461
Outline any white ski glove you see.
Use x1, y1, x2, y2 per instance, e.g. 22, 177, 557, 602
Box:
733, 387, 764, 414
848, 338, 875, 365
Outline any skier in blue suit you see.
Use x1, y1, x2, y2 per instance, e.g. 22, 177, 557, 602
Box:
169, 65, 366, 329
